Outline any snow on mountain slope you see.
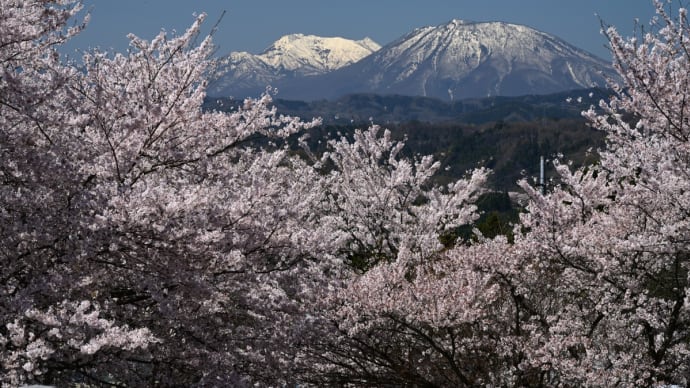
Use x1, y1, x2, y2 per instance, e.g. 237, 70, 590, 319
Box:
360, 19, 614, 99
274, 20, 617, 101
209, 34, 380, 97
210, 20, 617, 101
261, 34, 381, 73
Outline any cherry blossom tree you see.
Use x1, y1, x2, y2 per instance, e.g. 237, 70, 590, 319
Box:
288, 128, 489, 386
0, 1, 324, 385
474, 1, 690, 385
498, 1, 690, 385
1, 1, 157, 385
1, 1, 490, 386
314, 126, 487, 272
296, 1, 690, 386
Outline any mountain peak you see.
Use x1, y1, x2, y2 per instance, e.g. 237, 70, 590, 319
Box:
447, 19, 472, 26
210, 21, 616, 101
350, 19, 614, 100
210, 34, 380, 97
356, 37, 381, 52
260, 34, 381, 72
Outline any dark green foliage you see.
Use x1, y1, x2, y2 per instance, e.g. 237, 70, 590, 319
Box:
475, 191, 519, 241
451, 191, 521, 244
391, 118, 604, 191
259, 87, 609, 125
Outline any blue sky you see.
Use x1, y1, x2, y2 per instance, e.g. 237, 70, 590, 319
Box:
62, 1, 660, 60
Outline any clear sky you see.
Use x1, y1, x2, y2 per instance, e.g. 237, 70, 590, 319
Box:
61, 1, 661, 61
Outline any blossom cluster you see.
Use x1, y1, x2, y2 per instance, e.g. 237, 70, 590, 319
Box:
3, 0, 690, 386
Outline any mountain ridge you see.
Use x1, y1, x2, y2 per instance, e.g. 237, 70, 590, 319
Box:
210, 34, 381, 97
210, 20, 616, 101
205, 87, 610, 126
260, 34, 380, 73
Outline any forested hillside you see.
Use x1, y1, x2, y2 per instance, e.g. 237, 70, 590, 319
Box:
206, 87, 608, 124
299, 118, 604, 190
207, 89, 608, 190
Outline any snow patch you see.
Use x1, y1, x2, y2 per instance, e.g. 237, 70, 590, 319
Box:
242, 34, 380, 74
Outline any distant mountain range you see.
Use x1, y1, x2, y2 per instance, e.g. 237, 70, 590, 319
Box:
210, 34, 380, 98
209, 20, 617, 101
205, 87, 610, 125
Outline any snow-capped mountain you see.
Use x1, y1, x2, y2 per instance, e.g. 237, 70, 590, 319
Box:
260, 34, 381, 73
210, 34, 380, 97
270, 20, 617, 101
210, 20, 616, 101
